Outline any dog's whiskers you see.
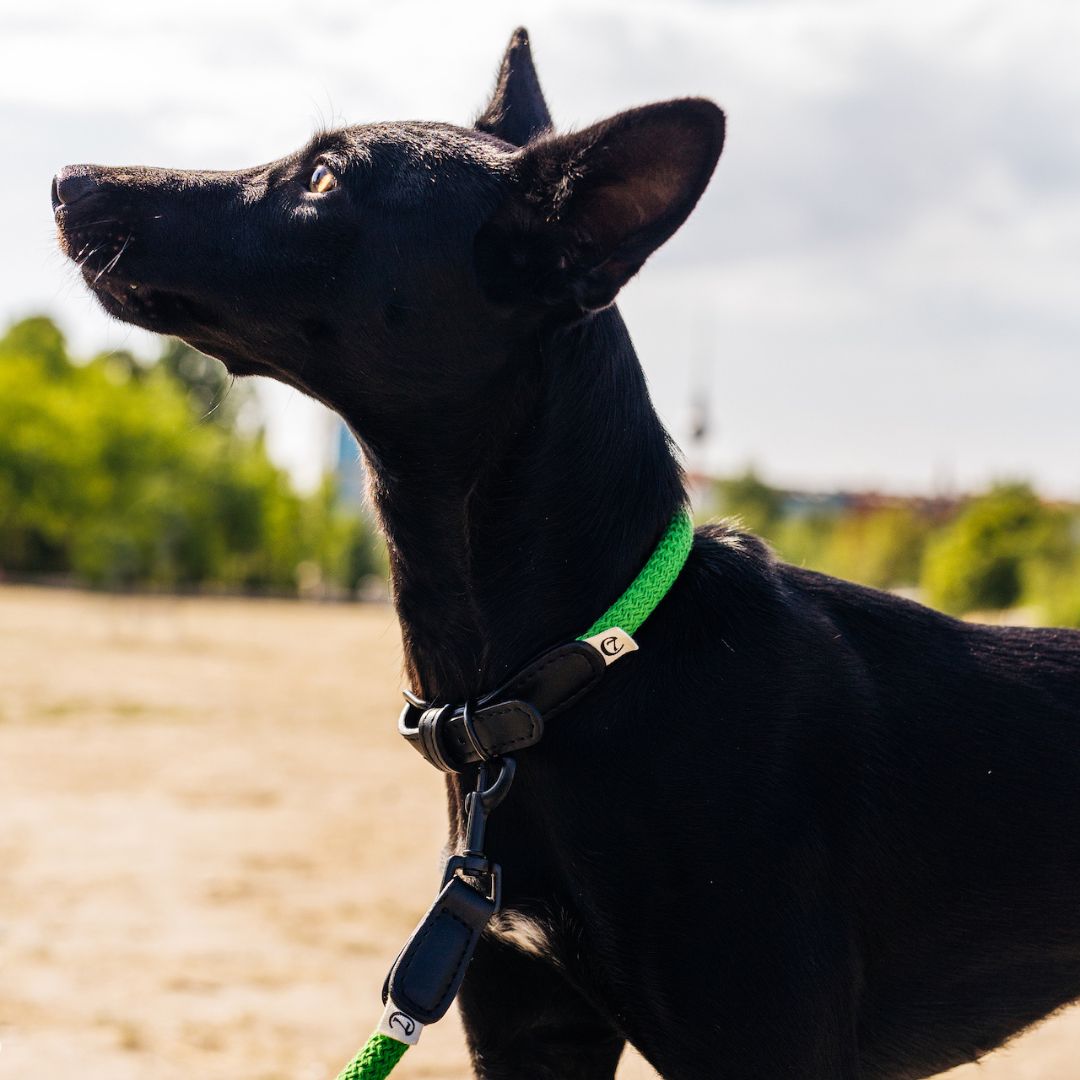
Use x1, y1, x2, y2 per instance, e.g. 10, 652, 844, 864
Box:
75, 244, 102, 271
200, 376, 236, 423
94, 234, 132, 284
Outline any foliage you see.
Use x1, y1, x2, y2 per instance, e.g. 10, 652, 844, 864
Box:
782, 507, 932, 591
159, 338, 254, 427
0, 315, 68, 377
1024, 555, 1080, 629
0, 316, 384, 595
711, 471, 1080, 626
715, 469, 929, 591
714, 468, 784, 535
7, 314, 1080, 624
921, 483, 1071, 614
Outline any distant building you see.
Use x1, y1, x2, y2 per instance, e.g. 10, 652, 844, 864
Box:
685, 470, 718, 517
694, 468, 966, 525
330, 417, 365, 509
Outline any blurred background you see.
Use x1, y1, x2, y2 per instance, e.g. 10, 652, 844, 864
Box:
3, 2, 1080, 1078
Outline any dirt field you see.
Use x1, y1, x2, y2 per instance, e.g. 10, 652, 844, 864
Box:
2, 585, 1078, 1079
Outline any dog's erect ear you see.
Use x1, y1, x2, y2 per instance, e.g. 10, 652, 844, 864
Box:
474, 27, 553, 147
478, 99, 725, 313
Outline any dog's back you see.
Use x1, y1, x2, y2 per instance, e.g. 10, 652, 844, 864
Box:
615, 526, 1080, 1076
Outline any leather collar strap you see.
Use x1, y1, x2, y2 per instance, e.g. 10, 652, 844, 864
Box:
398, 509, 694, 772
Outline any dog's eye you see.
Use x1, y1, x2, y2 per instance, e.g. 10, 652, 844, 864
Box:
309, 164, 337, 194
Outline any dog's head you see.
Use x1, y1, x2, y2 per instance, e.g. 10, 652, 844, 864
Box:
54, 29, 724, 435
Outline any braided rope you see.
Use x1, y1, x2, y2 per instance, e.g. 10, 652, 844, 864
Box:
336, 1032, 408, 1080
578, 508, 694, 639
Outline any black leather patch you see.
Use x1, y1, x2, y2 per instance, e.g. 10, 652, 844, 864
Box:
501, 640, 607, 719
385, 876, 497, 1024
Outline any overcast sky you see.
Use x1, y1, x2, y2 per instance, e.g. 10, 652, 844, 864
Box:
5, 0, 1079, 494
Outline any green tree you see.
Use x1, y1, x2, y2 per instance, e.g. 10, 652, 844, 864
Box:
921, 483, 1069, 614
0, 315, 69, 377
771, 512, 837, 571
298, 478, 387, 596
714, 468, 784, 536
815, 507, 931, 590
0, 315, 384, 595
159, 339, 253, 427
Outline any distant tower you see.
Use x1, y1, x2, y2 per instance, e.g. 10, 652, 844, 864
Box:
686, 315, 716, 515
689, 384, 710, 451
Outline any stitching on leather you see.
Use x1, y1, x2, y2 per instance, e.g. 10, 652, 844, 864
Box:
396, 906, 474, 1014
474, 704, 538, 754
544, 669, 602, 719
512, 651, 601, 714
510, 648, 576, 694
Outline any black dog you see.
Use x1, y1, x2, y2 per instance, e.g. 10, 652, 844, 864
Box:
54, 28, 1080, 1080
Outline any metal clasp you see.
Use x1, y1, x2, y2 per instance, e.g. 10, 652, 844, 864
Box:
442, 756, 516, 912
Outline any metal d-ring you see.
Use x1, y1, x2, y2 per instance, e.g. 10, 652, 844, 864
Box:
478, 754, 516, 813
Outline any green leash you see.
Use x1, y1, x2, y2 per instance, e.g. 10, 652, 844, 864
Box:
334, 509, 694, 1080
336, 1034, 408, 1080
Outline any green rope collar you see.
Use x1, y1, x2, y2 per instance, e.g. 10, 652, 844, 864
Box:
578, 507, 695, 641
335, 507, 695, 1080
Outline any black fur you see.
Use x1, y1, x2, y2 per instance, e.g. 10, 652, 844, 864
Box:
54, 28, 1080, 1079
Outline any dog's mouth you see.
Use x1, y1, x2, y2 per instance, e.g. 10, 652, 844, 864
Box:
55, 191, 299, 385
86, 270, 204, 331
58, 218, 216, 335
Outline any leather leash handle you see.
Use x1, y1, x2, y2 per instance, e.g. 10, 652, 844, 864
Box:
383, 874, 498, 1025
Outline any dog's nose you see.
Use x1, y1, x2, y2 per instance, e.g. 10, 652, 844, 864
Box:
52, 168, 98, 210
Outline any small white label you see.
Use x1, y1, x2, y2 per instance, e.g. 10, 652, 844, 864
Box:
377, 1000, 425, 1045
583, 627, 638, 666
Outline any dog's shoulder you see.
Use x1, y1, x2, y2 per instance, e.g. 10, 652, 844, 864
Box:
683, 519, 779, 601
685, 520, 957, 642
672, 519, 818, 634
666, 521, 958, 686
653, 519, 831, 662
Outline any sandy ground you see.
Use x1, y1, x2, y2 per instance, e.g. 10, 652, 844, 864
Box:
2, 585, 1079, 1079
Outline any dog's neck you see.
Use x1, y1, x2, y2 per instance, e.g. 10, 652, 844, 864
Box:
356, 307, 685, 702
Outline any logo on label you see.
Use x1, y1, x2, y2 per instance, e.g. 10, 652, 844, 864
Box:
600, 635, 624, 657
584, 627, 638, 666
388, 1012, 416, 1038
